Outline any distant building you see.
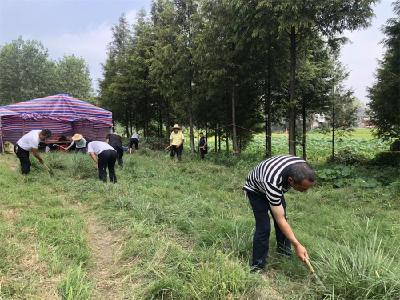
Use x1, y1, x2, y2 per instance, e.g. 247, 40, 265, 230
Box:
310, 113, 328, 129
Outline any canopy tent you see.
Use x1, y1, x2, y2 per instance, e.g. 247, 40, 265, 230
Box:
0, 108, 19, 153
0, 94, 113, 147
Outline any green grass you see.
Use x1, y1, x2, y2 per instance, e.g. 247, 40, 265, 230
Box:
0, 129, 399, 299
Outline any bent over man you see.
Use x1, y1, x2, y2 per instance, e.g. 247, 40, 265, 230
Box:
15, 129, 52, 174
243, 155, 315, 271
87, 141, 117, 183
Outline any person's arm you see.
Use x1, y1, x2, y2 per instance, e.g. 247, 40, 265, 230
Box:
89, 152, 97, 163
65, 141, 74, 150
269, 204, 309, 262
31, 148, 44, 164
89, 152, 98, 168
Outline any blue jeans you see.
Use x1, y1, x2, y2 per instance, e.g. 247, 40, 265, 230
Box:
246, 189, 291, 269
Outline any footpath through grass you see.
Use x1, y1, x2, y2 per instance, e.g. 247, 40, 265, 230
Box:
0, 136, 399, 299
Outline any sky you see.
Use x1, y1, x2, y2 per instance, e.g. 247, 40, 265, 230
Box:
0, 0, 396, 103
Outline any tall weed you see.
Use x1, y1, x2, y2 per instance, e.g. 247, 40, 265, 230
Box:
316, 231, 400, 299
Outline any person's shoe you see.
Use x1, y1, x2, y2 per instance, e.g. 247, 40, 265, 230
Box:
250, 265, 264, 273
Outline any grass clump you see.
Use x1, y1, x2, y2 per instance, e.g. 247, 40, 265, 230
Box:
58, 264, 92, 300
316, 232, 400, 299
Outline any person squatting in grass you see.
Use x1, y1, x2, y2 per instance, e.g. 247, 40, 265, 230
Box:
63, 133, 87, 153
106, 131, 124, 167
129, 132, 140, 154
87, 141, 117, 183
199, 132, 208, 159
14, 129, 52, 174
243, 155, 316, 271
169, 124, 184, 161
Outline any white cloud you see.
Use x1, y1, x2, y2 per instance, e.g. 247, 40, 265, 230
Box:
339, 1, 394, 103
41, 10, 138, 93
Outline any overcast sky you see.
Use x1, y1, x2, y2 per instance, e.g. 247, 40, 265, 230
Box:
0, 0, 396, 103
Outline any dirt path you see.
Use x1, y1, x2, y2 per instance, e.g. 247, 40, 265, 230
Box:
85, 215, 125, 300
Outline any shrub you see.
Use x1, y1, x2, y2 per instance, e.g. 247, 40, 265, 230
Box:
390, 139, 400, 151
328, 149, 368, 165
370, 151, 400, 167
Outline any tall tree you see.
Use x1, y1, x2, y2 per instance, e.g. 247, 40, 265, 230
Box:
257, 0, 377, 155
0, 37, 56, 104
368, 1, 400, 141
99, 15, 133, 136
55, 55, 92, 100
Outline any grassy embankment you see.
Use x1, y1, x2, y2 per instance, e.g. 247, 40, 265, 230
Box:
0, 129, 399, 299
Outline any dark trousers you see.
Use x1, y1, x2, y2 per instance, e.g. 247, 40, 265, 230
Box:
129, 138, 139, 150
111, 144, 123, 166
200, 147, 207, 159
170, 145, 183, 160
246, 189, 291, 269
98, 150, 117, 183
15, 145, 31, 174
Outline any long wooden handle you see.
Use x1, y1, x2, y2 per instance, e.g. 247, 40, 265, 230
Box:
305, 259, 315, 273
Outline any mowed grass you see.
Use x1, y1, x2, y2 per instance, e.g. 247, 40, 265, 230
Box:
0, 129, 399, 299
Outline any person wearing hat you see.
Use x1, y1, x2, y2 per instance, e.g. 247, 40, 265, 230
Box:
14, 129, 52, 174
169, 124, 184, 161
64, 133, 87, 153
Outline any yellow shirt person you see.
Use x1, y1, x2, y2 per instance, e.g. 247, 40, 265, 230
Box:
170, 126, 184, 146
169, 124, 184, 161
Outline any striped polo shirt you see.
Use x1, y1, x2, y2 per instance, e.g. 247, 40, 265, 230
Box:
243, 155, 306, 206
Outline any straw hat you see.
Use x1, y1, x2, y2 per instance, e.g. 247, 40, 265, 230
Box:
71, 133, 83, 141
172, 124, 181, 130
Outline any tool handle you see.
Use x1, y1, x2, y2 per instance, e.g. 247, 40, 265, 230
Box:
305, 259, 315, 273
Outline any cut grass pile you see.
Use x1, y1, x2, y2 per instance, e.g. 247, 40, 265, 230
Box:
0, 131, 399, 299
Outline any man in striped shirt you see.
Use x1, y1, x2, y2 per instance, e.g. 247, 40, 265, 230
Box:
243, 155, 316, 271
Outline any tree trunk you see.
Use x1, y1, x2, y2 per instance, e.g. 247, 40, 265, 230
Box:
165, 99, 170, 142
218, 124, 221, 152
125, 124, 129, 138
225, 134, 229, 153
158, 99, 163, 138
332, 87, 335, 161
189, 112, 195, 152
214, 126, 217, 153
265, 64, 272, 158
302, 97, 307, 160
288, 26, 297, 156
231, 84, 238, 154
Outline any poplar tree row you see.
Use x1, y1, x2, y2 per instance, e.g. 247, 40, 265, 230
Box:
99, 0, 377, 157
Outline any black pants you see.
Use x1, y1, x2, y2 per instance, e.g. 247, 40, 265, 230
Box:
111, 145, 123, 166
200, 147, 207, 159
246, 189, 291, 269
170, 145, 183, 160
129, 138, 139, 150
15, 145, 31, 174
98, 150, 117, 183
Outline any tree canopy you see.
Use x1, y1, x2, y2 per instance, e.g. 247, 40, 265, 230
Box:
0, 37, 93, 104
97, 0, 375, 155
368, 1, 400, 141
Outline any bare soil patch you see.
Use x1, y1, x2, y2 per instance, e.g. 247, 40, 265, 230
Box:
85, 215, 126, 300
